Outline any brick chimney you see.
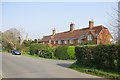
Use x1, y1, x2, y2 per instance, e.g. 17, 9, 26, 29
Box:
89, 19, 94, 29
52, 28, 56, 35
70, 22, 75, 31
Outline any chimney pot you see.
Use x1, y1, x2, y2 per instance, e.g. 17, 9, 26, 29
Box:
52, 27, 56, 35
70, 22, 75, 31
89, 19, 94, 29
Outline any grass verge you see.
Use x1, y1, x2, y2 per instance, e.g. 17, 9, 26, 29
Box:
70, 62, 120, 80
22, 53, 40, 58
21, 52, 76, 61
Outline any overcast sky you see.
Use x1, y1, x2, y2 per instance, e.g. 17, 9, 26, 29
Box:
1, 0, 118, 39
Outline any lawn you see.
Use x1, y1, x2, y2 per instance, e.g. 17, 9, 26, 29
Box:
70, 62, 120, 80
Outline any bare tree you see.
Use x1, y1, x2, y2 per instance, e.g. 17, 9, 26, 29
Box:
2, 28, 22, 50
118, 1, 120, 43
17, 27, 26, 45
107, 1, 120, 43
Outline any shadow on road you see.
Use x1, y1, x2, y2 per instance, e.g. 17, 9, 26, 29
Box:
56, 63, 73, 68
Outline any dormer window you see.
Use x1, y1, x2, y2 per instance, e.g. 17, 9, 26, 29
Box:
87, 34, 92, 41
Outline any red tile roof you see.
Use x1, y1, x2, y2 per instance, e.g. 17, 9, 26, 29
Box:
41, 25, 108, 41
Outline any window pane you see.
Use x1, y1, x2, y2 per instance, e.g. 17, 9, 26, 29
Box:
54, 41, 56, 44
58, 40, 61, 44
70, 39, 73, 44
87, 34, 92, 41
49, 40, 51, 43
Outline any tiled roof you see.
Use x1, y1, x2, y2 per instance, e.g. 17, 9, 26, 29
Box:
41, 35, 51, 41
41, 25, 107, 41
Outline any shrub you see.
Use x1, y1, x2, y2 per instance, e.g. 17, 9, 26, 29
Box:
21, 47, 29, 54
67, 46, 76, 59
92, 45, 118, 70
29, 43, 47, 55
55, 45, 69, 60
55, 45, 76, 60
75, 46, 93, 66
29, 43, 56, 59
38, 47, 56, 59
29, 44, 76, 60
80, 41, 95, 45
117, 44, 120, 73
75, 44, 120, 72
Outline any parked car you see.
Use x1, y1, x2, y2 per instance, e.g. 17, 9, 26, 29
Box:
12, 50, 21, 55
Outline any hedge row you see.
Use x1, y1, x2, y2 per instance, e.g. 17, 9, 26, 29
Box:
29, 43, 47, 55
75, 44, 120, 73
55, 45, 76, 60
29, 43, 56, 59
29, 44, 76, 60
29, 43, 76, 60
37, 47, 56, 59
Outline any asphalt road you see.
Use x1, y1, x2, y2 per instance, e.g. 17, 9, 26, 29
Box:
2, 52, 101, 78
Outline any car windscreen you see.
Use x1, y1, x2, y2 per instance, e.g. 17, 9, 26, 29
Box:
14, 50, 20, 52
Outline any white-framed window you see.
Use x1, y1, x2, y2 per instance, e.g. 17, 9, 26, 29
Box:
95, 34, 98, 38
54, 41, 56, 44
64, 40, 67, 44
69, 39, 74, 44
58, 40, 61, 44
78, 39, 81, 44
49, 39, 51, 44
87, 34, 92, 41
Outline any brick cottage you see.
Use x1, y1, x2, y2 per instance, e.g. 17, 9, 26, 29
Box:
41, 20, 112, 46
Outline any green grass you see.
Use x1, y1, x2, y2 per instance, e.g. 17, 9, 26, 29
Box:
21, 52, 76, 62
70, 62, 120, 80
22, 53, 40, 58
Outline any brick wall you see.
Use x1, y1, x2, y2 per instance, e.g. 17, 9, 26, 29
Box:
97, 29, 112, 44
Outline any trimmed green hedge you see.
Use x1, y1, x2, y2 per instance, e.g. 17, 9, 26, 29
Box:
29, 43, 47, 55
29, 44, 76, 60
29, 43, 56, 59
55, 45, 75, 60
67, 46, 76, 59
55, 45, 68, 60
75, 44, 120, 73
38, 47, 56, 59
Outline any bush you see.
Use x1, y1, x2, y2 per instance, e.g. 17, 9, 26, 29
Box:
67, 46, 76, 59
80, 41, 95, 45
29, 44, 76, 60
29, 43, 47, 55
29, 43, 56, 59
114, 44, 120, 73
55, 45, 68, 60
55, 45, 76, 60
38, 47, 56, 59
21, 47, 29, 54
75, 44, 120, 73
75, 46, 93, 66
